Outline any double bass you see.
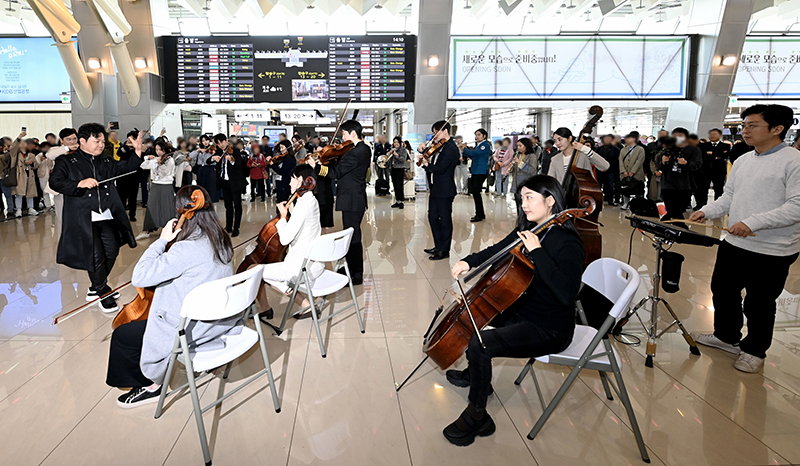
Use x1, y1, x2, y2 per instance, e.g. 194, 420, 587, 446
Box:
562, 105, 605, 269
417, 200, 596, 372
236, 176, 317, 273
112, 189, 208, 329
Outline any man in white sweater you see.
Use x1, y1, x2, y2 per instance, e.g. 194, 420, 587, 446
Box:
690, 104, 800, 373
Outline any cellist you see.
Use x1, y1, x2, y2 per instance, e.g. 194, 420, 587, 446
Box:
443, 175, 584, 446
106, 185, 238, 409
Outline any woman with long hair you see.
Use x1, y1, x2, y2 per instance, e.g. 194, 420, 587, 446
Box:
137, 140, 177, 240
442, 175, 584, 446
195, 134, 220, 203
547, 127, 610, 184
107, 185, 238, 408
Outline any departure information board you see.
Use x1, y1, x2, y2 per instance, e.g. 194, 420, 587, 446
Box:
163, 35, 416, 103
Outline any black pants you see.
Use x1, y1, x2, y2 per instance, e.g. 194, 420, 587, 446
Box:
470, 174, 487, 218
597, 170, 620, 204
250, 178, 265, 201
391, 168, 405, 202
88, 220, 121, 296
467, 311, 573, 409
428, 195, 454, 253
117, 177, 139, 220
341, 210, 365, 277
276, 187, 291, 204
661, 189, 691, 226
139, 171, 149, 205
711, 168, 726, 200
106, 320, 153, 388
710, 241, 798, 359
693, 173, 711, 209
221, 182, 243, 231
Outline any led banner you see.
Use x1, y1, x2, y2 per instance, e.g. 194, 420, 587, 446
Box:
0, 37, 73, 103
732, 37, 800, 98
449, 36, 690, 100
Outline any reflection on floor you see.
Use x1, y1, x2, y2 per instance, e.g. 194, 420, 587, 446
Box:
2, 191, 800, 466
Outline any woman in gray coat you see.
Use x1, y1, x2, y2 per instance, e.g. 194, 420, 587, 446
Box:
106, 185, 241, 409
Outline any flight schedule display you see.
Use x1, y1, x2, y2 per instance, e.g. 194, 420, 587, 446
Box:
163, 35, 416, 103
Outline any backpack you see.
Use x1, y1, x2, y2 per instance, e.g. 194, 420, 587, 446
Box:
2, 154, 17, 187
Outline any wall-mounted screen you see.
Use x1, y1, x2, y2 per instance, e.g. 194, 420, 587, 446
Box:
163, 35, 416, 103
449, 36, 690, 100
732, 37, 800, 98
0, 37, 73, 103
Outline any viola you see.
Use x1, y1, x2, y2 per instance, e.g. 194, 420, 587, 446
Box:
236, 176, 317, 273
112, 189, 208, 329
562, 105, 604, 269
421, 198, 597, 370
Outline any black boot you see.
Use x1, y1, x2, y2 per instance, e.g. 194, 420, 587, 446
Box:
443, 403, 496, 446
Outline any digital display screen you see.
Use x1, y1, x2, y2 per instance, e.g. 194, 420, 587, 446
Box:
162, 35, 416, 103
449, 36, 690, 100
0, 37, 73, 103
733, 37, 800, 98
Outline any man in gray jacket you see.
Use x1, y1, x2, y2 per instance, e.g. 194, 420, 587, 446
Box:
690, 104, 800, 373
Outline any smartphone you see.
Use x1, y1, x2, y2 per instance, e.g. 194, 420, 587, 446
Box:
21, 126, 26, 132
109, 121, 120, 130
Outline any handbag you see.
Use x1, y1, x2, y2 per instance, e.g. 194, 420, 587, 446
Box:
615, 176, 644, 196
2, 154, 18, 187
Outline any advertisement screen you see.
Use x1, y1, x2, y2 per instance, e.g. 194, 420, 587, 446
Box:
0, 37, 73, 103
732, 37, 800, 98
449, 36, 690, 100
163, 35, 416, 103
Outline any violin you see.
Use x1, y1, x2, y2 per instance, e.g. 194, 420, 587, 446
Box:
562, 105, 605, 269
112, 189, 208, 329
416, 138, 446, 166
269, 145, 290, 165
299, 97, 354, 166
421, 198, 597, 370
236, 176, 317, 273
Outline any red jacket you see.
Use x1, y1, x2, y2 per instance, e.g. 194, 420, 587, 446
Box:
247, 154, 267, 179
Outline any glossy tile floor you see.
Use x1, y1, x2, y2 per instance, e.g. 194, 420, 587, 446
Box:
2, 189, 800, 466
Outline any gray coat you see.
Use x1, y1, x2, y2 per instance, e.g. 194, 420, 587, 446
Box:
135, 233, 242, 384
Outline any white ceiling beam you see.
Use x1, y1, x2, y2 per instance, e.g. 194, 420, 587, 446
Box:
348, 0, 378, 15
176, 0, 207, 17
561, 0, 597, 20
530, 0, 563, 20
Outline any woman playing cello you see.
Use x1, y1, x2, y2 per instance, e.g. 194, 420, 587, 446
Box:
443, 175, 584, 446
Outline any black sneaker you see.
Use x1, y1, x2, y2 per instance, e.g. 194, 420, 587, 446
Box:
98, 296, 119, 314
445, 369, 493, 395
87, 289, 120, 302
116, 386, 162, 409
443, 410, 496, 446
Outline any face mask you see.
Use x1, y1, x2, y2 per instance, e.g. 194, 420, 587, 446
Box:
675, 136, 686, 145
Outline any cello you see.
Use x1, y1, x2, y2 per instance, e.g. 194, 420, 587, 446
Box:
393, 199, 596, 389
112, 188, 208, 329
236, 175, 317, 273
562, 106, 605, 269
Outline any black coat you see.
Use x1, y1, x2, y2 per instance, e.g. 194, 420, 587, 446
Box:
698, 141, 731, 175
335, 141, 370, 212
425, 139, 459, 198
49, 148, 142, 271
656, 145, 701, 191
215, 147, 248, 192
270, 152, 296, 193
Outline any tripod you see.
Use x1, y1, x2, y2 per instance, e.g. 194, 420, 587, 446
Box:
613, 235, 701, 367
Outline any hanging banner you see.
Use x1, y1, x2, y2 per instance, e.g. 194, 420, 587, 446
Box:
449, 36, 690, 100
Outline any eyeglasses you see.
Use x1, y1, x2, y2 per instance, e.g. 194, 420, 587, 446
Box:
741, 123, 769, 131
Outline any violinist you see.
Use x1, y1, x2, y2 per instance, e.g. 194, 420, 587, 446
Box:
292, 135, 308, 161
444, 175, 583, 446
547, 127, 610, 184
255, 164, 324, 320
268, 139, 297, 204
106, 185, 238, 409
213, 133, 248, 238
333, 120, 370, 285
195, 134, 220, 203
418, 120, 459, 260
136, 140, 177, 241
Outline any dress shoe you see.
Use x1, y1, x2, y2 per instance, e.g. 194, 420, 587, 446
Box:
470, 216, 485, 223
225, 227, 232, 234
398, 203, 404, 209
391, 202, 401, 208
258, 308, 274, 320
423, 247, 438, 255
429, 251, 450, 261
232, 229, 240, 237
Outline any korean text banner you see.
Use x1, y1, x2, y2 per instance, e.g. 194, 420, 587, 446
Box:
0, 37, 73, 103
732, 37, 800, 98
449, 36, 690, 100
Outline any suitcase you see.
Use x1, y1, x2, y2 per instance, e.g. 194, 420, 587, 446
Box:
403, 179, 416, 201
375, 178, 390, 196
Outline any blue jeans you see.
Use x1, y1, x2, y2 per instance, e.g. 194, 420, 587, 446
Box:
494, 172, 508, 195
1, 184, 14, 212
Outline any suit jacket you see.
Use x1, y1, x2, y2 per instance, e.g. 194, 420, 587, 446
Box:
698, 141, 731, 175
335, 141, 370, 212
425, 138, 459, 198
215, 147, 248, 192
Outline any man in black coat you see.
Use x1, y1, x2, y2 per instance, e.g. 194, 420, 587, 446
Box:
698, 128, 731, 204
334, 120, 371, 285
419, 120, 459, 261
595, 134, 620, 205
213, 133, 248, 237
49, 123, 145, 313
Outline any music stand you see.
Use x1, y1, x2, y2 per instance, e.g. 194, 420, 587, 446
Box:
613, 233, 701, 368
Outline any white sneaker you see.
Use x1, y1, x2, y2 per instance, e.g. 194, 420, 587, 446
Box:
27, 208, 39, 216
692, 333, 740, 354
14, 210, 22, 218
135, 231, 151, 240
734, 352, 764, 373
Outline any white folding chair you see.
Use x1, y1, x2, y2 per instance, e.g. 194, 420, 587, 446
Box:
514, 258, 650, 463
154, 265, 281, 466
273, 227, 364, 357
